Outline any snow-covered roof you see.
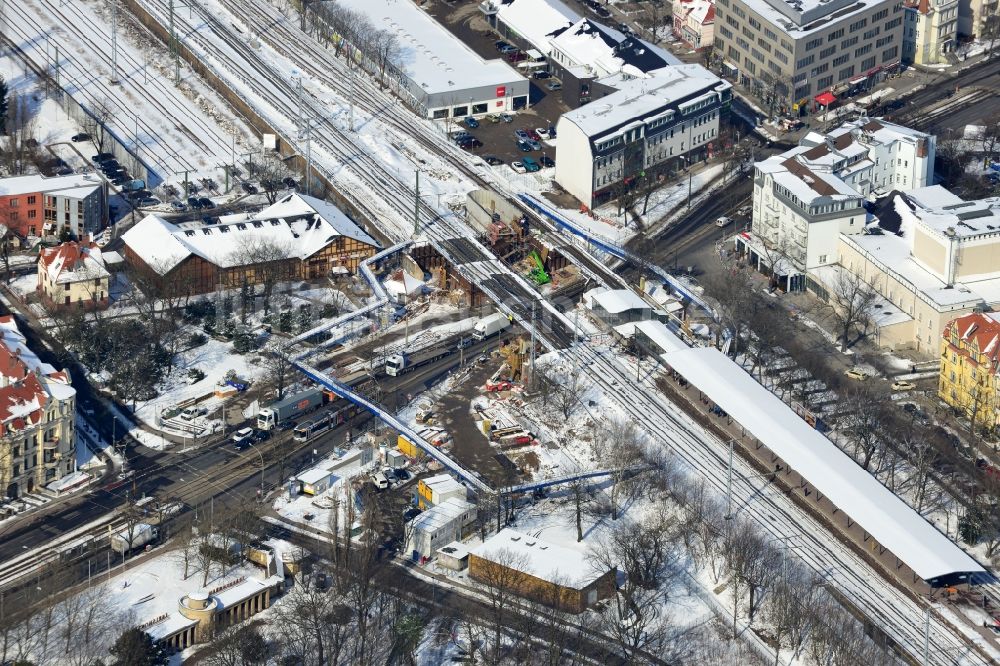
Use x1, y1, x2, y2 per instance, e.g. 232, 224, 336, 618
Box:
676, 0, 716, 25
738, 0, 883, 36
905, 185, 964, 210
495, 0, 580, 56
336, 0, 525, 96
590, 288, 650, 314
561, 65, 727, 138
296, 467, 333, 486
0, 173, 103, 197
421, 473, 466, 496
38, 240, 109, 285
123, 193, 378, 275
409, 497, 475, 533
0, 316, 73, 433
615, 320, 690, 354
659, 343, 985, 582
549, 19, 677, 79
471, 528, 606, 589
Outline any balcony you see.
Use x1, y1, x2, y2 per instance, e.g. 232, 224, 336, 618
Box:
42, 439, 59, 450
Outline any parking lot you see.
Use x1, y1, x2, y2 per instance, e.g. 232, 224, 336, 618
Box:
426, 0, 570, 172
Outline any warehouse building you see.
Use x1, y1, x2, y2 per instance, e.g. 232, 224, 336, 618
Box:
555, 64, 731, 208
337, 0, 529, 119
469, 529, 616, 613
122, 193, 379, 297
713, 0, 904, 114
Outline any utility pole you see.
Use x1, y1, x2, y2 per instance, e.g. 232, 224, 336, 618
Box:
174, 168, 192, 201
528, 302, 537, 388
169, 0, 180, 83
413, 169, 420, 238
305, 120, 313, 197
110, 0, 120, 84
296, 76, 305, 139
923, 607, 930, 666
349, 66, 356, 132
725, 439, 734, 520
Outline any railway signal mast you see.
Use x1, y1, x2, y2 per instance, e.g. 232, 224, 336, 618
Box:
109, 0, 120, 84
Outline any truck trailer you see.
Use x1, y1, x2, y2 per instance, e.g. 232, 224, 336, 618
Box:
472, 313, 511, 341
111, 523, 159, 553
257, 387, 325, 430
385, 344, 451, 377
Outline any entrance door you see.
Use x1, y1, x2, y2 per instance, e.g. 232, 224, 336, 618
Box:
5, 482, 17, 499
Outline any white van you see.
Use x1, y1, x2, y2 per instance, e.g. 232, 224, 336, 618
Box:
715, 216, 732, 227
370, 471, 389, 490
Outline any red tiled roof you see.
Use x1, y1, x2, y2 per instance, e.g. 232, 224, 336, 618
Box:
39, 240, 100, 281
946, 312, 1000, 368
0, 374, 47, 434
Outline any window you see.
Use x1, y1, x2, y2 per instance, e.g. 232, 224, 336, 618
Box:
872, 8, 889, 21
720, 25, 733, 38
882, 45, 898, 60
841, 36, 859, 49
811, 63, 829, 76
833, 53, 850, 66
862, 56, 876, 71
827, 28, 845, 41
863, 27, 881, 40
27, 210, 36, 219
8, 198, 18, 208
27, 196, 36, 205
806, 37, 823, 50
820, 46, 836, 59
850, 18, 868, 32
855, 43, 873, 58
796, 55, 815, 68
749, 17, 761, 29
819, 254, 827, 263
817, 74, 833, 89
839, 65, 855, 79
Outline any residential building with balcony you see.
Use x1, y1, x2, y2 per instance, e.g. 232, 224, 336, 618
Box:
673, 0, 717, 49
903, 0, 959, 64
555, 64, 731, 207
713, 0, 904, 113
37, 239, 111, 310
939, 312, 1000, 432
0, 316, 76, 499
0, 173, 108, 242
737, 117, 934, 291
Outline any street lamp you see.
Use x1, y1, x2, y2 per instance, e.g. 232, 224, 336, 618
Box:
247, 441, 264, 499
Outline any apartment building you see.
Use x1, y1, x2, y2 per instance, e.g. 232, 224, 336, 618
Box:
0, 174, 108, 241
903, 0, 959, 64
737, 118, 934, 290
714, 0, 904, 112
0, 316, 76, 499
959, 0, 998, 38
938, 312, 1000, 432
37, 239, 111, 310
555, 64, 731, 207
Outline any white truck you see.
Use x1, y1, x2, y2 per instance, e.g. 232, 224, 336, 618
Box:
472, 313, 511, 341
111, 523, 159, 553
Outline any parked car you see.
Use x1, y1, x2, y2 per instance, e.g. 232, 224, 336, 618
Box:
483, 155, 504, 166
511, 161, 527, 174
394, 469, 412, 482
494, 40, 511, 51
499, 45, 518, 55
844, 368, 868, 381
539, 155, 555, 168
71, 133, 91, 142
453, 131, 472, 143
547, 125, 557, 139
241, 182, 258, 194
547, 81, 562, 91
464, 116, 480, 129
716, 216, 732, 227
138, 197, 161, 207
457, 137, 483, 149
516, 139, 534, 152
514, 129, 529, 141
499, 113, 513, 123
283, 177, 298, 188
91, 152, 114, 162
111, 176, 129, 187
169, 201, 187, 212
891, 380, 916, 391
232, 427, 254, 451
277, 419, 296, 431
527, 139, 541, 150
524, 127, 541, 141
180, 405, 208, 421
535, 127, 550, 140
198, 197, 216, 209
521, 157, 540, 172
487, 113, 502, 123
507, 51, 527, 63
532, 70, 551, 79
187, 196, 202, 209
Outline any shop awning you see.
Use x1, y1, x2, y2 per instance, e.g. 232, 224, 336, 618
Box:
815, 91, 836, 106
849, 76, 867, 85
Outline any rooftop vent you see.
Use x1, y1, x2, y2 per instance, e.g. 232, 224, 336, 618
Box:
509, 535, 521, 542
185, 230, 195, 236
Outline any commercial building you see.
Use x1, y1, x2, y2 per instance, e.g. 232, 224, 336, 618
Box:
903, 0, 959, 65
555, 64, 731, 207
938, 312, 1000, 432
0, 316, 76, 499
37, 239, 110, 310
714, 0, 904, 113
337, 0, 528, 119
416, 473, 467, 509
122, 193, 379, 297
585, 288, 655, 326
673, 0, 717, 49
0, 173, 108, 241
830, 187, 1000, 354
737, 118, 934, 290
487, 0, 680, 107
468, 528, 616, 613
405, 497, 477, 562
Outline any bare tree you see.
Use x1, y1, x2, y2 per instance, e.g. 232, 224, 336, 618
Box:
555, 365, 585, 420
372, 30, 400, 89
722, 518, 781, 636
228, 235, 293, 316
822, 270, 881, 352
474, 546, 530, 664
592, 417, 645, 520
246, 154, 296, 205
84, 97, 115, 153
840, 383, 890, 470
204, 624, 268, 666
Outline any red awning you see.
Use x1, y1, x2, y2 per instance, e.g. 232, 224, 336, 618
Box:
815, 91, 836, 106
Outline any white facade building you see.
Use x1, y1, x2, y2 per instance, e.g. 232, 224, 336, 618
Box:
738, 118, 935, 290
337, 0, 529, 119
904, 0, 959, 64
555, 64, 731, 208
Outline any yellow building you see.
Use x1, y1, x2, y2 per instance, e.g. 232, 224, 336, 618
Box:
939, 312, 1000, 432
37, 239, 110, 310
